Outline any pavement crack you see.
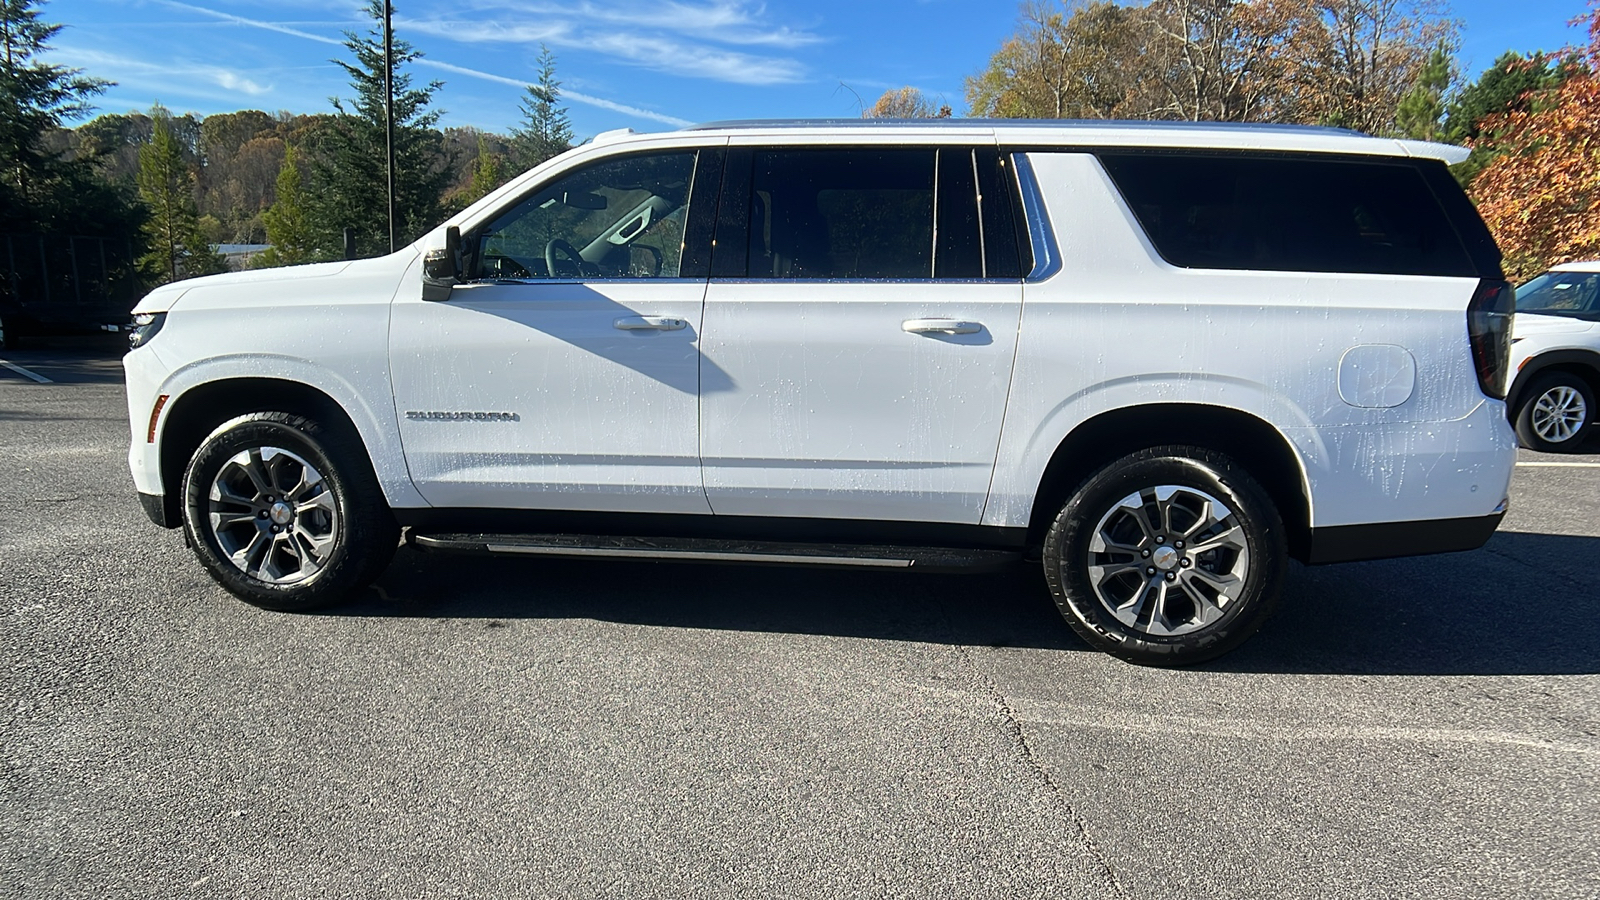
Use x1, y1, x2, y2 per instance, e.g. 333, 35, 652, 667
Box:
938, 601, 1127, 897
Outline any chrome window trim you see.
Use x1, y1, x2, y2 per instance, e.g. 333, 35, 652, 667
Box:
1010, 152, 1061, 283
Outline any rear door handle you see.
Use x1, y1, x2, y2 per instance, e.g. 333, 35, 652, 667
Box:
902, 318, 982, 335
614, 316, 687, 331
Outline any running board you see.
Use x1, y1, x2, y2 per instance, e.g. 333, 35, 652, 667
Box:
408, 532, 1021, 572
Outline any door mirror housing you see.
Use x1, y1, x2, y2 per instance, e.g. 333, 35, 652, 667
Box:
422, 225, 461, 301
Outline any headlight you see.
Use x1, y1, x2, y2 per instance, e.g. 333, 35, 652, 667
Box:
128, 312, 166, 349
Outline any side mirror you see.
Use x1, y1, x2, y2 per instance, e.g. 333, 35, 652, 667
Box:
422, 225, 461, 302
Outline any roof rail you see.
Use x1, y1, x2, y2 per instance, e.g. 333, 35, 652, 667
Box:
682, 117, 1369, 138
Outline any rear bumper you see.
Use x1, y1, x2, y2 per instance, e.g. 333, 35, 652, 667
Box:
1305, 511, 1505, 564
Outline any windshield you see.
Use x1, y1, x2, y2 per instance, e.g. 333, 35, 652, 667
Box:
1516, 270, 1600, 318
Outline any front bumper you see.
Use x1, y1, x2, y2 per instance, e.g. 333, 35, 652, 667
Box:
138, 491, 179, 529
1305, 509, 1506, 564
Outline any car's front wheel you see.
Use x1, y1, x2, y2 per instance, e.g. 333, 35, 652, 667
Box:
181, 412, 397, 611
1042, 446, 1286, 666
1515, 372, 1594, 453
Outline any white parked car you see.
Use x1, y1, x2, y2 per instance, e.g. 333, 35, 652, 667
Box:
1507, 261, 1600, 452
124, 120, 1518, 665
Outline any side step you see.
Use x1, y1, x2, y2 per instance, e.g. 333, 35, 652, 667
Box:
409, 532, 1021, 573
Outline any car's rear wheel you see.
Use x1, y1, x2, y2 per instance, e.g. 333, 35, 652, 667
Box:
1042, 446, 1286, 666
181, 412, 397, 611
1515, 372, 1594, 453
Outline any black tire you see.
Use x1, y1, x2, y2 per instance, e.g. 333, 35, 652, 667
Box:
181, 412, 398, 611
1514, 372, 1595, 453
1042, 446, 1286, 666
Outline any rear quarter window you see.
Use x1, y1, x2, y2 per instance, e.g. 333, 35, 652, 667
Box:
1097, 153, 1477, 277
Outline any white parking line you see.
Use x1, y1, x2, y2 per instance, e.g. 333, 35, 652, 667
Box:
1516, 461, 1600, 468
0, 358, 52, 383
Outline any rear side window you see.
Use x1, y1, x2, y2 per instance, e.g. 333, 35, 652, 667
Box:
1098, 154, 1477, 277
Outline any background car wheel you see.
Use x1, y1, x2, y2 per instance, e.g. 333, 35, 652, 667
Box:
1515, 373, 1595, 453
1042, 446, 1286, 667
182, 412, 397, 611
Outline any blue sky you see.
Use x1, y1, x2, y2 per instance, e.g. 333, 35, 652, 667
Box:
42, 0, 1594, 137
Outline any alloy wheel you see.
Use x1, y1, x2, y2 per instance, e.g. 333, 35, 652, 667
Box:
207, 446, 339, 584
1085, 485, 1251, 637
1531, 385, 1588, 444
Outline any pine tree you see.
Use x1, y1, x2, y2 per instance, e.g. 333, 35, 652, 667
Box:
137, 106, 223, 283
1395, 44, 1452, 141
465, 135, 505, 203
511, 45, 574, 171
307, 0, 451, 259
254, 144, 311, 267
0, 0, 108, 228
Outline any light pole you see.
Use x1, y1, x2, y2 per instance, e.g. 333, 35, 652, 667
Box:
383, 0, 396, 254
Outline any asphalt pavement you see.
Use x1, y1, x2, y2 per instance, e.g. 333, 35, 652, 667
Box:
2, 339, 1597, 899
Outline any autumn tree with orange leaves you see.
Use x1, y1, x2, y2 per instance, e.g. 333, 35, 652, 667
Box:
1471, 3, 1600, 279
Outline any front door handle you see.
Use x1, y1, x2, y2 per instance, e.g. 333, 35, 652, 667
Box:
614, 316, 687, 331
902, 318, 982, 335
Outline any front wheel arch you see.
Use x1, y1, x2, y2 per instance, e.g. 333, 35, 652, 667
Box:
156, 378, 376, 529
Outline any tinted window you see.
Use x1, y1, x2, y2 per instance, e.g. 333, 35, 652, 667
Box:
1098, 154, 1476, 277
471, 152, 696, 280
1517, 271, 1600, 317
748, 149, 933, 279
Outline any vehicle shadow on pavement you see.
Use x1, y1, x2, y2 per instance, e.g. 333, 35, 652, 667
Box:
345, 529, 1600, 676
356, 547, 1087, 653
1215, 530, 1600, 676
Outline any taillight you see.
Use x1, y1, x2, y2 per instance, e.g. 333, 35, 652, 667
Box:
1466, 279, 1514, 400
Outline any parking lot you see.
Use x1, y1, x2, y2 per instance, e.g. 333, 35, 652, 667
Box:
3, 339, 1597, 899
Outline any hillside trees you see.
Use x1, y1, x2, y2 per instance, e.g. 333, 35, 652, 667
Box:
966, 1, 1148, 118
1470, 3, 1600, 278
1445, 51, 1580, 185
863, 87, 952, 117
1304, 0, 1453, 133
137, 106, 224, 283
966, 0, 1454, 133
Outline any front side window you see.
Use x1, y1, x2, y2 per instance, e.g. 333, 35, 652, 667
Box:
470, 152, 696, 280
1516, 270, 1600, 318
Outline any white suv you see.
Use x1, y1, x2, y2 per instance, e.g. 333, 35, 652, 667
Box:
1506, 261, 1599, 452
124, 120, 1518, 665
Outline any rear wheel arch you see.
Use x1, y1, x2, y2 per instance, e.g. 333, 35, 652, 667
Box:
155, 378, 376, 528
1026, 403, 1312, 561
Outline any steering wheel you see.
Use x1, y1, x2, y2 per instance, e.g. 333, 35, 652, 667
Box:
545, 238, 584, 278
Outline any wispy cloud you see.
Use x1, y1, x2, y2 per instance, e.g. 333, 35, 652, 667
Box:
52, 45, 275, 96
464, 0, 823, 48
160, 1, 344, 45
417, 59, 693, 126
585, 32, 805, 84
414, 0, 815, 83
155, 1, 697, 126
